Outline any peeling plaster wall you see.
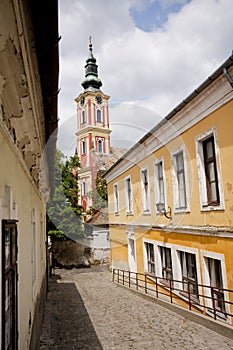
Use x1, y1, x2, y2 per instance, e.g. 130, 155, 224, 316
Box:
0, 1, 51, 348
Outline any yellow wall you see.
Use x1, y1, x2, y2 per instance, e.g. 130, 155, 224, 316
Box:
107, 96, 233, 323
108, 99, 233, 228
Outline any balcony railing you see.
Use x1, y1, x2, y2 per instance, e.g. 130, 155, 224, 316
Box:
112, 268, 233, 325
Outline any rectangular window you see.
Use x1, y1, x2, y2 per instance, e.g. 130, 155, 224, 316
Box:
81, 110, 86, 124
141, 168, 150, 213
97, 110, 102, 123
196, 128, 224, 211
97, 139, 103, 153
145, 242, 155, 274
172, 148, 189, 211
81, 140, 86, 154
2, 220, 18, 350
82, 181, 86, 196
175, 152, 186, 208
114, 183, 119, 214
159, 246, 173, 283
125, 176, 133, 214
155, 160, 165, 212
203, 136, 220, 205
207, 258, 225, 313
179, 251, 198, 296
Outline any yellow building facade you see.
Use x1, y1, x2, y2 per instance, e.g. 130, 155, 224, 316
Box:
105, 54, 233, 325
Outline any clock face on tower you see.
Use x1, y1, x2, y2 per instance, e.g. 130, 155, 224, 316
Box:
95, 95, 102, 104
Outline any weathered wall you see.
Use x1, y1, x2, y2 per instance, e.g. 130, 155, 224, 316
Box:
51, 240, 92, 268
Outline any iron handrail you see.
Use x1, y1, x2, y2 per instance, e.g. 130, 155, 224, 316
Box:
112, 268, 233, 324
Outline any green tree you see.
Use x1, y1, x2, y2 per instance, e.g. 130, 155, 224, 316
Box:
87, 170, 108, 211
47, 150, 84, 241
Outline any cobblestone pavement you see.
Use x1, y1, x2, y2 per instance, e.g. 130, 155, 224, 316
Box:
39, 266, 233, 350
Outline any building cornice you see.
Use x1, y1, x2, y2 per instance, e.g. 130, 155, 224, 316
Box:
109, 222, 233, 238
75, 90, 110, 103
76, 126, 112, 137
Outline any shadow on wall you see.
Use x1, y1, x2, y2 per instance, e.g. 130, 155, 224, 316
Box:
40, 275, 103, 349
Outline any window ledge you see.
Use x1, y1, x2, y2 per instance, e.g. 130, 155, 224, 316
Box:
174, 208, 190, 214
143, 211, 151, 215
201, 205, 224, 212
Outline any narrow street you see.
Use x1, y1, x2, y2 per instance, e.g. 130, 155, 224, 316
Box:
39, 266, 233, 350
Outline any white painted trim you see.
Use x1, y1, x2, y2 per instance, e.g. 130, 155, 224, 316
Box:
124, 175, 133, 215
200, 250, 229, 321
127, 234, 137, 272
195, 126, 225, 211
140, 166, 151, 214
113, 182, 119, 215
154, 157, 167, 214
170, 145, 190, 213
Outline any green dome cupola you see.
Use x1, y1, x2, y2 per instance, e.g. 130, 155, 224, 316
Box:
81, 37, 103, 92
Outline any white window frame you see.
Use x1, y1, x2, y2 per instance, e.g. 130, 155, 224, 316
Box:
154, 157, 167, 214
125, 175, 133, 214
141, 167, 151, 214
143, 240, 202, 303
173, 245, 201, 299
195, 127, 224, 211
113, 183, 119, 215
200, 250, 229, 319
171, 145, 190, 213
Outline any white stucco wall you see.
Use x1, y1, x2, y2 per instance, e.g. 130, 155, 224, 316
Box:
0, 126, 47, 349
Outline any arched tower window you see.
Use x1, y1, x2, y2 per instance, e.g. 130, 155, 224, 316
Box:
97, 109, 102, 123
81, 110, 86, 124
97, 138, 103, 153
81, 140, 86, 154
82, 181, 87, 196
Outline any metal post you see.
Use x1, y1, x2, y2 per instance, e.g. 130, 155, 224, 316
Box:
170, 279, 173, 303
129, 271, 131, 288
155, 276, 158, 298
188, 281, 191, 310
145, 275, 147, 294
123, 270, 125, 285
136, 273, 138, 291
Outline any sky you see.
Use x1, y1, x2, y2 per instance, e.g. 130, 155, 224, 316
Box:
57, 0, 233, 156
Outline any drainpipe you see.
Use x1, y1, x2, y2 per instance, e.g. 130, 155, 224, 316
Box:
223, 67, 233, 88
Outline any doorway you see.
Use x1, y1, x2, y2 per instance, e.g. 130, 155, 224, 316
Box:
128, 238, 136, 272
2, 220, 18, 350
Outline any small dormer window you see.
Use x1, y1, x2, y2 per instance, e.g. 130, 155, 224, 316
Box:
97, 109, 102, 123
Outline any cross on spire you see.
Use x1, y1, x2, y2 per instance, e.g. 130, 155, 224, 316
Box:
89, 35, 92, 50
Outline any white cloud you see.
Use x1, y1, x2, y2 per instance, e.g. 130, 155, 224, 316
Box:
57, 0, 233, 156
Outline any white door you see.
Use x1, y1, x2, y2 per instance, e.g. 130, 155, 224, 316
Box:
128, 238, 136, 272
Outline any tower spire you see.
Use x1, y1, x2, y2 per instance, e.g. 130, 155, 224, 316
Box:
81, 37, 102, 92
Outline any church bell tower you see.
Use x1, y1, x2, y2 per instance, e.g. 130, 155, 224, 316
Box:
75, 38, 111, 211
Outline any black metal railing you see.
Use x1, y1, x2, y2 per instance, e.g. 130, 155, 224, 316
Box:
112, 268, 233, 324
